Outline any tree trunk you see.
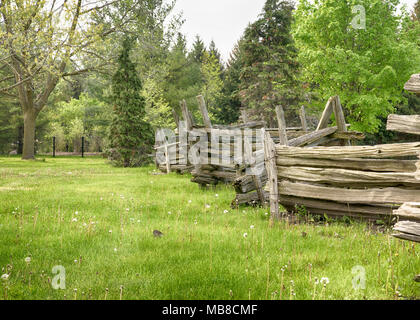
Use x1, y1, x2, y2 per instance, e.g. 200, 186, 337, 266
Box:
22, 109, 37, 160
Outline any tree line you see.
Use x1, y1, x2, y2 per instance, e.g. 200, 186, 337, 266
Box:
0, 0, 419, 165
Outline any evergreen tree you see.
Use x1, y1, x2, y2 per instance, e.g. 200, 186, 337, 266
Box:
239, 0, 302, 126
190, 35, 206, 63
109, 38, 152, 167
163, 33, 202, 118
208, 40, 223, 67
201, 51, 223, 120
213, 41, 244, 124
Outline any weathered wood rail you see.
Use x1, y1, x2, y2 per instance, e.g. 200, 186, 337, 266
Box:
232, 96, 364, 207
264, 90, 420, 223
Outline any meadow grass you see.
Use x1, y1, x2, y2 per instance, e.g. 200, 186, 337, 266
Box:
0, 156, 418, 300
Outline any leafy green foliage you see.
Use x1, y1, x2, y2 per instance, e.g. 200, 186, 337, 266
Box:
109, 39, 153, 167
293, 0, 420, 133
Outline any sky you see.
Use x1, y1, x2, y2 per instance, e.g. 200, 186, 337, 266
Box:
172, 0, 418, 64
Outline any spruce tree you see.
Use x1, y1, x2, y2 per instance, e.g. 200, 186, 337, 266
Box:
239, 0, 302, 126
213, 41, 244, 124
109, 38, 152, 167
190, 35, 206, 63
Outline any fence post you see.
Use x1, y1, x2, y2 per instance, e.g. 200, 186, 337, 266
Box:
263, 129, 279, 224
53, 136, 56, 158
81, 137, 85, 158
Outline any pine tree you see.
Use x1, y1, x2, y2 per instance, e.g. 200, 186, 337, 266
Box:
239, 0, 302, 126
190, 35, 206, 63
213, 41, 244, 124
201, 51, 223, 120
109, 38, 152, 167
208, 40, 223, 66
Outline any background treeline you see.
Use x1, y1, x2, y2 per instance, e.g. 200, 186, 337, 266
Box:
0, 0, 419, 159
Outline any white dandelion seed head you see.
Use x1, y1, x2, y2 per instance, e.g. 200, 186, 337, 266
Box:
75, 211, 78, 215
114, 248, 117, 252
109, 230, 112, 233
243, 233, 248, 238
24, 257, 31, 264
74, 259, 78, 263
72, 218, 77, 222
205, 204, 210, 209
223, 210, 229, 214
321, 277, 329, 285
250, 225, 255, 229
126, 208, 130, 211
1, 274, 9, 281
188, 200, 192, 204
215, 194, 219, 197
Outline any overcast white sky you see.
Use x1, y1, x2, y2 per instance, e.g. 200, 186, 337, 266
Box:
172, 0, 418, 63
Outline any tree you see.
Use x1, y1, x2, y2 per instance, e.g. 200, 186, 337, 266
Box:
190, 35, 206, 63
208, 40, 223, 66
293, 0, 420, 133
0, 0, 161, 159
239, 0, 302, 126
201, 51, 223, 120
415, 0, 420, 21
109, 38, 152, 167
213, 41, 243, 124
162, 33, 202, 121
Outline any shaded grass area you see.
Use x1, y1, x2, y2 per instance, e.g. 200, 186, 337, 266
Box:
0, 156, 419, 300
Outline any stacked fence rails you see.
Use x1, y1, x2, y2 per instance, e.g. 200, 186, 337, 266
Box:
232, 96, 365, 207
264, 140, 420, 222
263, 101, 420, 222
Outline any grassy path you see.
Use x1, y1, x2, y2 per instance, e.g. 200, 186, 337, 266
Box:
0, 156, 418, 300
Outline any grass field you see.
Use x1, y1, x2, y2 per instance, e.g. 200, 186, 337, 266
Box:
0, 156, 418, 300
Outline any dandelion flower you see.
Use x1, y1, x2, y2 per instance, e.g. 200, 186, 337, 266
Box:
321, 277, 329, 285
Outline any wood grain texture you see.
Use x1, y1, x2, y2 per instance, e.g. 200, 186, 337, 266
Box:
277, 166, 420, 187
392, 221, 420, 243
404, 73, 420, 94
386, 114, 420, 135
276, 143, 420, 159
276, 156, 417, 173
278, 180, 420, 205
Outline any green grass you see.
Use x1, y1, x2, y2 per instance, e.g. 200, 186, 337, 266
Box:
0, 156, 418, 300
